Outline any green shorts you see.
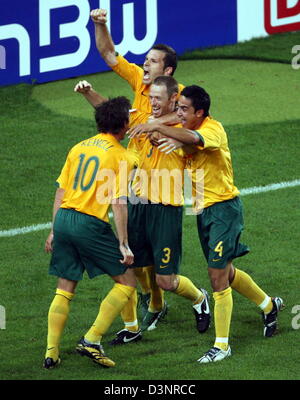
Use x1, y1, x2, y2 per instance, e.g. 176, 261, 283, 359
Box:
197, 197, 249, 269
128, 202, 182, 275
49, 208, 127, 281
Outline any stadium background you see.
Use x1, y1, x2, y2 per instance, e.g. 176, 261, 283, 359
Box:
0, 0, 299, 382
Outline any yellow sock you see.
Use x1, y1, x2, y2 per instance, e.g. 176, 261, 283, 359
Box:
135, 266, 151, 294
174, 275, 203, 303
45, 289, 74, 360
149, 266, 165, 312
213, 287, 233, 351
85, 284, 135, 343
231, 268, 272, 313
121, 289, 139, 332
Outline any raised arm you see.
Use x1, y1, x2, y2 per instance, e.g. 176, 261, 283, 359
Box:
148, 111, 181, 126
155, 125, 201, 144
129, 122, 202, 145
90, 9, 118, 67
74, 80, 107, 108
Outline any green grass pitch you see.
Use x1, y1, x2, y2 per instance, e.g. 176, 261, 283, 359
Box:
0, 32, 299, 381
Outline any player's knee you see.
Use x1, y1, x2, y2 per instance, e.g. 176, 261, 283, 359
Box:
208, 263, 231, 292
155, 275, 174, 291
210, 275, 229, 292
123, 278, 137, 288
210, 279, 223, 292
57, 278, 77, 293
208, 269, 229, 292
113, 268, 137, 288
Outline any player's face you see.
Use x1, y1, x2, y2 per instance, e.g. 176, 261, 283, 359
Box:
143, 50, 166, 85
177, 95, 201, 129
149, 84, 173, 118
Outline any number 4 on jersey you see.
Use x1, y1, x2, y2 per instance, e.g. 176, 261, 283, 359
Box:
214, 241, 223, 257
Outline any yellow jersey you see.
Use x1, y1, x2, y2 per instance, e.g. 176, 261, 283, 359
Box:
129, 125, 186, 206
186, 116, 239, 211
57, 133, 137, 223
112, 55, 185, 127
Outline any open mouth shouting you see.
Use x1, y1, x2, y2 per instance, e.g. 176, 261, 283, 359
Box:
143, 69, 151, 84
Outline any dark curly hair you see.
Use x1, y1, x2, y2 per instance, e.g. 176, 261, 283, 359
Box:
181, 86, 211, 117
94, 96, 131, 134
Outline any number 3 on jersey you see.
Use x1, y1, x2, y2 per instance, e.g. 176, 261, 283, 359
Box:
73, 153, 100, 191
161, 247, 171, 264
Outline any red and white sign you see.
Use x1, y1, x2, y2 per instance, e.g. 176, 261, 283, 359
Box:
237, 0, 300, 42
265, 0, 300, 34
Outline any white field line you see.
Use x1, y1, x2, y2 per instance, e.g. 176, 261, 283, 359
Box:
0, 222, 52, 238
1, 179, 299, 238
185, 178, 300, 204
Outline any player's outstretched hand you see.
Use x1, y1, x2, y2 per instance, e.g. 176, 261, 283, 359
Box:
157, 137, 183, 154
45, 232, 54, 253
90, 9, 107, 25
128, 123, 159, 138
119, 244, 134, 266
74, 80, 92, 93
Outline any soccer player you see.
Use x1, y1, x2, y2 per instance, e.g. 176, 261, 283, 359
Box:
43, 97, 137, 369
73, 7, 185, 341
88, 8, 184, 125
132, 85, 285, 363
118, 76, 211, 340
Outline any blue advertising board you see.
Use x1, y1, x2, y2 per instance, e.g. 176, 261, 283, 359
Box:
0, 0, 237, 86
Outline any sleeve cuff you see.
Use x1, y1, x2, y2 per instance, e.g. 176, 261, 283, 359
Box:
193, 131, 205, 146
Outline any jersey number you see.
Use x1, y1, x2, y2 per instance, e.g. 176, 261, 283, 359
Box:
147, 147, 153, 158
161, 247, 171, 264
73, 154, 100, 191
214, 241, 223, 257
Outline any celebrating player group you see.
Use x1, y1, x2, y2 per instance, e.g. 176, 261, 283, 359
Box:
43, 8, 284, 369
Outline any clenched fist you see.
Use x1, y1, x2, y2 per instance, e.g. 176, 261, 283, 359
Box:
90, 9, 107, 25
74, 80, 92, 94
